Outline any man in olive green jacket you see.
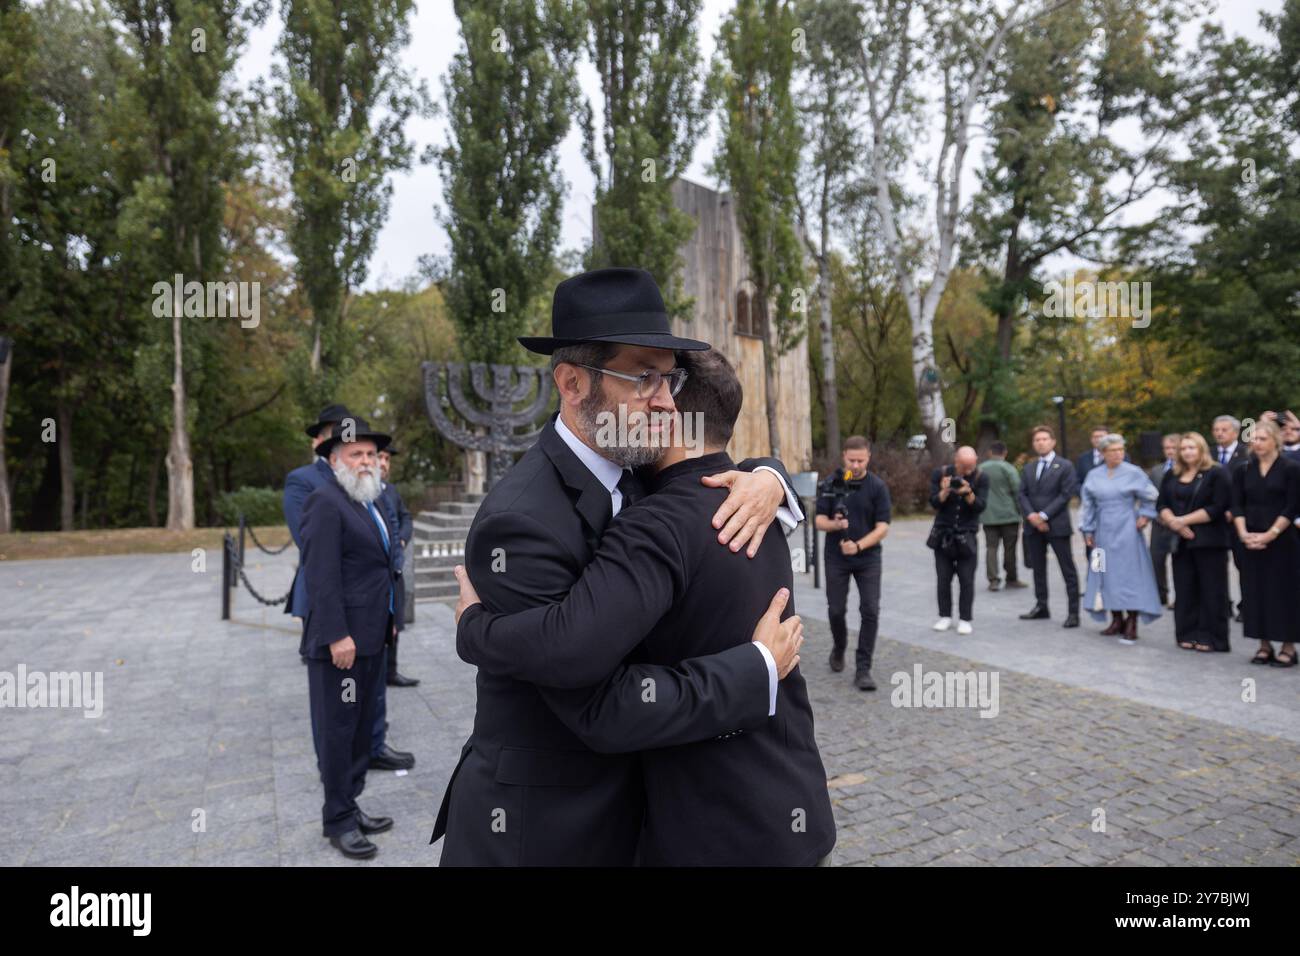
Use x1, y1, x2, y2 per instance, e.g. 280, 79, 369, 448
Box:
980, 442, 1027, 591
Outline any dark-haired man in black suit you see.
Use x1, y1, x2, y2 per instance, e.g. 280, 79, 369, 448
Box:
430, 267, 807, 866
300, 418, 402, 859
1213, 415, 1251, 621
453, 348, 834, 865
1019, 424, 1081, 627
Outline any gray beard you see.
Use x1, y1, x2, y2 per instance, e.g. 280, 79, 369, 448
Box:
576, 386, 662, 469
332, 460, 382, 504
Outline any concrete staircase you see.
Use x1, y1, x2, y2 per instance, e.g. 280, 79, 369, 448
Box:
412, 492, 484, 601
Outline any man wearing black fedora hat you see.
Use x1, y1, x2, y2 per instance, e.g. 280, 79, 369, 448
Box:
301, 417, 403, 859
285, 406, 416, 779
431, 267, 807, 866
283, 404, 352, 621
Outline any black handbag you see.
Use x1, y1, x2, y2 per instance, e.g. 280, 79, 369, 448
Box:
926, 525, 945, 551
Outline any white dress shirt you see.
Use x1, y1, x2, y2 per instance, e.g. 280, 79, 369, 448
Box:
554, 413, 781, 715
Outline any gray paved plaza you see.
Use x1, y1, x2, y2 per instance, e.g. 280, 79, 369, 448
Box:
1, 515, 1297, 866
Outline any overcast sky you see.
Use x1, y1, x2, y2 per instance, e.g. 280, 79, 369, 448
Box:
234, 0, 1283, 292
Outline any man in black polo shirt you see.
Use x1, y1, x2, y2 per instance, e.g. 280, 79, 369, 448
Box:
815, 436, 892, 690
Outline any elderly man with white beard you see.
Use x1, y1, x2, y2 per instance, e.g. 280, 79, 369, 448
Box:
299, 417, 402, 860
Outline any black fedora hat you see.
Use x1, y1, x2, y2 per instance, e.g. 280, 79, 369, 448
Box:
315, 416, 392, 458
518, 267, 709, 355
305, 403, 354, 438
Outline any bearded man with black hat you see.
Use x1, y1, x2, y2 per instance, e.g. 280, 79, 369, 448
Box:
431, 266, 807, 866
301, 416, 402, 859
285, 406, 416, 774
283, 404, 352, 621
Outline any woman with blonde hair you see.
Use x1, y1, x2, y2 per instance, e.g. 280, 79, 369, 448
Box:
1231, 417, 1300, 667
1079, 433, 1163, 643
1157, 432, 1232, 652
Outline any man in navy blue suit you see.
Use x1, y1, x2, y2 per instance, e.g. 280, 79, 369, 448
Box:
284, 406, 414, 774
282, 405, 350, 621
300, 417, 403, 859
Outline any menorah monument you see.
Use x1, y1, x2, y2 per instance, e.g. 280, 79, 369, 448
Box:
422, 361, 554, 490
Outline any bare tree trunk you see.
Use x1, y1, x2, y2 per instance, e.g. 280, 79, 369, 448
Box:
815, 255, 840, 459
758, 293, 782, 460
55, 397, 75, 530
165, 286, 195, 530
310, 322, 322, 374
147, 445, 161, 527
0, 337, 11, 533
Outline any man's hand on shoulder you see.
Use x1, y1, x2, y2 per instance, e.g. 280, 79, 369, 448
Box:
750, 587, 803, 679
701, 468, 784, 558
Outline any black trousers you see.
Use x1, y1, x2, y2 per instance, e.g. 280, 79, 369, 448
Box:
825, 552, 882, 672
1150, 526, 1175, 605
1228, 531, 1245, 614
308, 650, 385, 837
1171, 547, 1230, 651
982, 523, 1020, 584
935, 548, 977, 620
1023, 530, 1079, 614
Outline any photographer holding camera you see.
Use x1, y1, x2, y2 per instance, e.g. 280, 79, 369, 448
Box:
815, 436, 892, 691
928, 446, 988, 634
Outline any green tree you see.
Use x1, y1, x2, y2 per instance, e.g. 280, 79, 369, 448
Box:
1142, 11, 1300, 422
710, 0, 806, 460
271, 0, 425, 406
0, 0, 38, 532
439, 0, 585, 365
582, 0, 706, 319
111, 0, 260, 530
966, 0, 1190, 448
792, 0, 863, 460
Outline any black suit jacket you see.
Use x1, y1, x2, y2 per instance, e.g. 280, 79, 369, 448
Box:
432, 416, 792, 866
379, 482, 412, 632
1156, 466, 1231, 550
456, 451, 835, 866
298, 479, 399, 659
1018, 454, 1079, 537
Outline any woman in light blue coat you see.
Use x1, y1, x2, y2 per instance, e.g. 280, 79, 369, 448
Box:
1080, 434, 1163, 644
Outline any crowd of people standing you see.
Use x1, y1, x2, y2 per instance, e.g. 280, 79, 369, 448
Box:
919, 412, 1300, 668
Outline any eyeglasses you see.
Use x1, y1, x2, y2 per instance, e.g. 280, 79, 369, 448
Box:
574, 364, 689, 399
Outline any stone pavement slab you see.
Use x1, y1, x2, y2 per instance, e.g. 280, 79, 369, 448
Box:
0, 530, 1296, 867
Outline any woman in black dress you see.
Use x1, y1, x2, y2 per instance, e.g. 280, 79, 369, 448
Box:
1157, 432, 1231, 652
1230, 418, 1300, 667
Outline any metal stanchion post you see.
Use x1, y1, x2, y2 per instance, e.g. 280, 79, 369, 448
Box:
238, 513, 246, 567
221, 533, 232, 620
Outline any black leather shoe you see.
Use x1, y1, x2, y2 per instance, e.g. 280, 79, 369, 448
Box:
855, 670, 877, 691
356, 809, 393, 835
1019, 605, 1050, 620
328, 829, 377, 859
1062, 614, 1080, 628
829, 648, 845, 673
368, 745, 415, 771
387, 671, 420, 687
